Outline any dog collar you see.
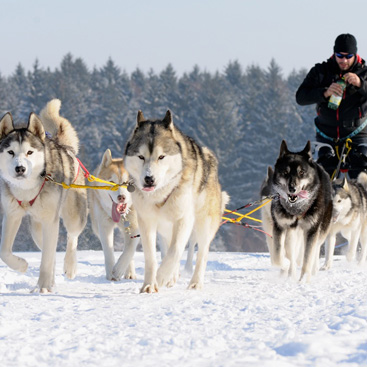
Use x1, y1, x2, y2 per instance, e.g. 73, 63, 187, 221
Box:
16, 179, 47, 208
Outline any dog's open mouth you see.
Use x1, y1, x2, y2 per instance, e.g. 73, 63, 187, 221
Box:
288, 195, 298, 203
111, 201, 127, 223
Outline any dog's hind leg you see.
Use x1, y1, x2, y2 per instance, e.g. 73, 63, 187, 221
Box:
184, 235, 196, 275
36, 219, 59, 293
62, 190, 87, 280
188, 217, 218, 290
346, 229, 361, 263
0, 214, 28, 273
321, 232, 336, 270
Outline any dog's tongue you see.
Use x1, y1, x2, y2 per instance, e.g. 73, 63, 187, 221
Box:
112, 202, 123, 223
298, 190, 309, 199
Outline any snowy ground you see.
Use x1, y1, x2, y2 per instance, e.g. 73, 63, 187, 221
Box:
1, 250, 367, 367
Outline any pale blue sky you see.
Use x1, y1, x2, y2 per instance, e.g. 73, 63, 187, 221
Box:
2, 0, 367, 77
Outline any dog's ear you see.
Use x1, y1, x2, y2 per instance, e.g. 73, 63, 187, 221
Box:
102, 149, 112, 167
301, 140, 312, 160
342, 176, 349, 191
27, 113, 46, 142
137, 110, 145, 127
162, 110, 173, 129
279, 140, 289, 157
267, 166, 274, 181
0, 113, 14, 140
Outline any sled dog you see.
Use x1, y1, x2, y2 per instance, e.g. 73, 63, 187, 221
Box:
0, 99, 87, 292
89, 149, 139, 280
322, 173, 367, 270
271, 140, 333, 281
124, 110, 228, 292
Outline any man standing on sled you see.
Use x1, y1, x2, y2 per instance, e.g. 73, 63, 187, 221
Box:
296, 33, 367, 178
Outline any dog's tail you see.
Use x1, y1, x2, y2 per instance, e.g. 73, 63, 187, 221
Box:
221, 191, 230, 213
40, 99, 79, 154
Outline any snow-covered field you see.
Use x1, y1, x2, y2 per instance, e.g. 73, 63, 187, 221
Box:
1, 250, 367, 367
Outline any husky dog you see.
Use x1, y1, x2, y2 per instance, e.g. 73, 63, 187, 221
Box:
0, 99, 87, 293
322, 173, 367, 270
124, 110, 228, 292
271, 140, 333, 281
89, 149, 139, 280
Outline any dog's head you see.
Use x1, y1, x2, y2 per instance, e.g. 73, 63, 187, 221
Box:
124, 110, 183, 193
331, 177, 352, 223
273, 140, 314, 204
0, 113, 46, 188
97, 149, 133, 223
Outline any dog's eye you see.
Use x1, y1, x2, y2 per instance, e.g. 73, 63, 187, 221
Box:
299, 170, 305, 177
158, 155, 165, 160
7, 150, 14, 156
138, 155, 144, 161
27, 151, 33, 156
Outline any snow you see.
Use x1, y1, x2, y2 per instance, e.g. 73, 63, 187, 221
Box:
1, 250, 367, 367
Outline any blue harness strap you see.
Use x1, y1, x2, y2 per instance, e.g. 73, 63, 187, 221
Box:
316, 118, 367, 142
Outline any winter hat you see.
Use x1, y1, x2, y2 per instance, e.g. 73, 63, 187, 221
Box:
334, 33, 357, 54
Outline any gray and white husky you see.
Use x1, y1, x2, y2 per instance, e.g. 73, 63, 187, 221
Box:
0, 99, 87, 293
89, 149, 139, 280
322, 173, 367, 270
124, 110, 229, 292
271, 140, 333, 281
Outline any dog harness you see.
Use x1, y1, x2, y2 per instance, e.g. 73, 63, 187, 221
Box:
16, 178, 47, 208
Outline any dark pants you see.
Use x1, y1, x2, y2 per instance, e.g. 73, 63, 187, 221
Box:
316, 134, 367, 179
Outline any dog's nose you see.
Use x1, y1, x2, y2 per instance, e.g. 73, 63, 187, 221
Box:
117, 195, 126, 203
288, 185, 296, 193
15, 166, 26, 174
144, 176, 155, 186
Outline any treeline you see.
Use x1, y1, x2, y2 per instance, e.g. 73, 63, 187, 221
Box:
0, 54, 316, 252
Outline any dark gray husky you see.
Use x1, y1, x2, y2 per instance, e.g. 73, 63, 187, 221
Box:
270, 140, 332, 281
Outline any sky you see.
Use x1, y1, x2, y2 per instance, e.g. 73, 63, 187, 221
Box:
2, 0, 367, 78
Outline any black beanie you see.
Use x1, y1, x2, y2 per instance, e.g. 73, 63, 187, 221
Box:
334, 33, 357, 54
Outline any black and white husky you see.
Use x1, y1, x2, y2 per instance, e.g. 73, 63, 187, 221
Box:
270, 140, 333, 281
0, 99, 87, 293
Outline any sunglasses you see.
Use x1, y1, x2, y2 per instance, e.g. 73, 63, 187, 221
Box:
335, 53, 354, 59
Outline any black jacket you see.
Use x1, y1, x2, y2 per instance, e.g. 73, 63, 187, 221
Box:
296, 55, 367, 139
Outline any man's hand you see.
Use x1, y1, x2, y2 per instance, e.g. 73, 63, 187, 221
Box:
324, 83, 344, 98
344, 73, 361, 87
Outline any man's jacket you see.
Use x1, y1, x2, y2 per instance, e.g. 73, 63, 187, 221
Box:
296, 55, 367, 139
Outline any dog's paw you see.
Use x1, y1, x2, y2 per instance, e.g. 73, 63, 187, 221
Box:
1, 253, 28, 273
31, 285, 53, 294
124, 271, 137, 280
140, 283, 158, 293
187, 281, 203, 290
63, 255, 77, 279
320, 263, 331, 271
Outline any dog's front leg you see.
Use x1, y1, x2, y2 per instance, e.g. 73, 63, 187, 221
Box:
272, 226, 289, 274
0, 214, 27, 272
139, 218, 158, 293
112, 229, 139, 280
97, 220, 117, 280
157, 217, 194, 288
36, 219, 59, 293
